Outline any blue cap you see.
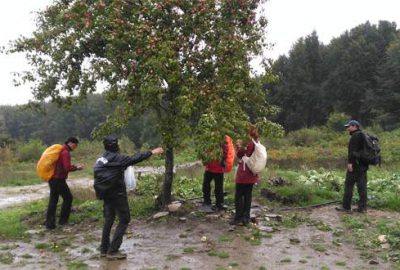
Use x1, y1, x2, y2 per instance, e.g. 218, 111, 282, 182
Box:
344, 120, 361, 128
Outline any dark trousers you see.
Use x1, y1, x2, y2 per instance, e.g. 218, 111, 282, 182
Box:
202, 171, 224, 207
234, 183, 254, 221
342, 168, 368, 210
101, 196, 131, 253
45, 178, 73, 228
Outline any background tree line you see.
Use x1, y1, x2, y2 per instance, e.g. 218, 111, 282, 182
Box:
2, 20, 399, 149
0, 94, 161, 148
268, 20, 400, 131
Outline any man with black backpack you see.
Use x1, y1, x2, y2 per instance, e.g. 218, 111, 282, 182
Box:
336, 120, 369, 213
94, 135, 163, 260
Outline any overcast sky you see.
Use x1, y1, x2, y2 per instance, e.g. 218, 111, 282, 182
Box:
0, 0, 399, 105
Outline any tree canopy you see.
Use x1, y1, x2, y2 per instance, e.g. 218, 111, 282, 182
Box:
269, 21, 400, 131
8, 0, 282, 206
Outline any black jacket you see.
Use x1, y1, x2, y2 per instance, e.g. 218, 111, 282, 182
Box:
348, 130, 368, 169
93, 150, 152, 199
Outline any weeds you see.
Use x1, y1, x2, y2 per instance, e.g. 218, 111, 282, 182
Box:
207, 250, 230, 259
311, 243, 327, 252
67, 260, 88, 270
166, 254, 181, 261
183, 247, 195, 254
0, 252, 14, 264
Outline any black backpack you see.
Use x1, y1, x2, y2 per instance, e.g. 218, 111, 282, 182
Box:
356, 133, 381, 166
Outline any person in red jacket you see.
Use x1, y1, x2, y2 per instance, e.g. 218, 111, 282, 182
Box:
45, 137, 83, 230
201, 142, 228, 212
230, 125, 259, 226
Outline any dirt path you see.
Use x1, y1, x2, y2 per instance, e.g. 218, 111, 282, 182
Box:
0, 162, 202, 209
0, 204, 396, 270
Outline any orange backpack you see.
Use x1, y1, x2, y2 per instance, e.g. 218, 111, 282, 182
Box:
36, 144, 63, 181
224, 135, 235, 173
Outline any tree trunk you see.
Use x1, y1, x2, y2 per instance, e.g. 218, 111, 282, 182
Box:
161, 146, 174, 208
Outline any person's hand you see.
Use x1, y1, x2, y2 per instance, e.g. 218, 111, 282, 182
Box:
76, 164, 84, 170
151, 147, 164, 155
236, 139, 242, 148
347, 163, 353, 172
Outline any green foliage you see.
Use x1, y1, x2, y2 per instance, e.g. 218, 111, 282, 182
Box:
172, 176, 202, 200
372, 36, 400, 130
67, 260, 89, 270
16, 139, 46, 162
0, 252, 14, 264
270, 21, 400, 131
297, 169, 343, 192
0, 200, 47, 239
326, 112, 350, 132
287, 127, 326, 147
8, 0, 283, 206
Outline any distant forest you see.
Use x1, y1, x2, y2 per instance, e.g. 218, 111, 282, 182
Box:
1, 20, 399, 145
269, 20, 400, 131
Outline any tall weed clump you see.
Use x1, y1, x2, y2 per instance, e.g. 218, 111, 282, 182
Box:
16, 139, 45, 162
326, 112, 350, 132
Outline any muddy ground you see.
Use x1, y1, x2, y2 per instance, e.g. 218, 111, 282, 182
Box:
0, 203, 397, 270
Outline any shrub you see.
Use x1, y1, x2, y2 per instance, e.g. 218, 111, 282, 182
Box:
287, 128, 325, 147
0, 146, 14, 163
326, 112, 350, 132
16, 139, 46, 162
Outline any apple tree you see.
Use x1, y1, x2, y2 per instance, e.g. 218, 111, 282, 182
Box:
9, 0, 282, 207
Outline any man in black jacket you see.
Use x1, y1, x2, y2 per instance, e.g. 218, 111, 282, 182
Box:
94, 135, 163, 260
336, 120, 368, 213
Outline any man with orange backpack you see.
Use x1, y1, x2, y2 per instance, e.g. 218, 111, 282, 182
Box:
201, 135, 234, 212
45, 137, 83, 230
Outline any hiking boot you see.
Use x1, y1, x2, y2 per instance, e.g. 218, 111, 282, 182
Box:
242, 218, 250, 226
212, 204, 228, 212
106, 251, 127, 260
59, 221, 73, 226
335, 206, 351, 213
229, 219, 243, 226
45, 224, 56, 230
354, 208, 367, 213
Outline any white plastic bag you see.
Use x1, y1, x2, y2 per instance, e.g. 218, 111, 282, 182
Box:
242, 139, 267, 174
124, 166, 136, 192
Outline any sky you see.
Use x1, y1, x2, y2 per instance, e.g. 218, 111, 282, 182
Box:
0, 0, 399, 105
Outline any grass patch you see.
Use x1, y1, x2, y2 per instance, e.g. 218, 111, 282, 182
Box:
0, 200, 46, 239
341, 216, 366, 230
218, 234, 234, 243
207, 250, 230, 259
35, 242, 51, 250
166, 254, 181, 261
67, 260, 89, 270
183, 247, 195, 254
0, 252, 14, 264
335, 261, 346, 266
311, 243, 327, 252
242, 228, 263, 246
281, 213, 309, 228
21, 253, 33, 259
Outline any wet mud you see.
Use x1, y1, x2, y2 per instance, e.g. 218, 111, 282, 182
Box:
0, 205, 395, 269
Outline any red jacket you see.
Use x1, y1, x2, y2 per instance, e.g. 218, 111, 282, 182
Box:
205, 144, 227, 173
53, 144, 78, 179
235, 141, 259, 184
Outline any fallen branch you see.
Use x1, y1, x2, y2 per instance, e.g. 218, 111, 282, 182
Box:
272, 199, 341, 212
